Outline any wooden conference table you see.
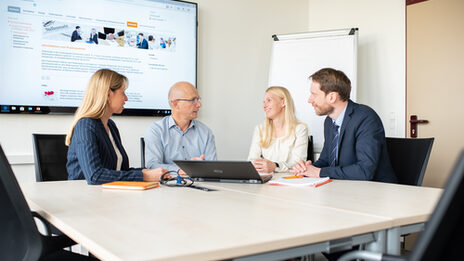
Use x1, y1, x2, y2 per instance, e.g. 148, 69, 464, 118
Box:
21, 175, 442, 261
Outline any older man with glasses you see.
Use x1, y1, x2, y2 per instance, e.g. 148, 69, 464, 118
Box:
144, 81, 217, 175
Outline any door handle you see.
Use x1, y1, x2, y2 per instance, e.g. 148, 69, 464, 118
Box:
410, 115, 429, 138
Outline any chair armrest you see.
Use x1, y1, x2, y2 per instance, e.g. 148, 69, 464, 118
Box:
338, 250, 407, 261
41, 234, 77, 254
32, 211, 78, 257
31, 211, 52, 236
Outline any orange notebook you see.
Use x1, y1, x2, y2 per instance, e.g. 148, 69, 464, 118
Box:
102, 181, 159, 191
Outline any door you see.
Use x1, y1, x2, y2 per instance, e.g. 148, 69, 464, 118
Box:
407, 0, 464, 188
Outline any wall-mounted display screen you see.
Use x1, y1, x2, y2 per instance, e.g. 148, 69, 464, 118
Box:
0, 0, 197, 116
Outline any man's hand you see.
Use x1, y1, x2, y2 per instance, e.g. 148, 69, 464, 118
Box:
191, 154, 205, 161
252, 159, 276, 173
301, 164, 321, 178
291, 160, 312, 174
179, 154, 205, 177
290, 160, 321, 178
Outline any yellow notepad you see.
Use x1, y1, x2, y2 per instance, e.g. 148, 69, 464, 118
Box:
102, 181, 159, 190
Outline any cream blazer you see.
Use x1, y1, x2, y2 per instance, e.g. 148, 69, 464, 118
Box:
247, 123, 308, 172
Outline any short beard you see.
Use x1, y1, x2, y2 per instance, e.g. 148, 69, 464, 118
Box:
315, 104, 334, 116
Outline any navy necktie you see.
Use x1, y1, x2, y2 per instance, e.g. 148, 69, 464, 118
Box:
329, 123, 340, 167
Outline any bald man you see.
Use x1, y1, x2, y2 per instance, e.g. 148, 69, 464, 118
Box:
144, 82, 217, 174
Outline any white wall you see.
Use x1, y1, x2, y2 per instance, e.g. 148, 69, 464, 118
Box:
308, 0, 406, 138
195, 0, 308, 160
0, 0, 309, 183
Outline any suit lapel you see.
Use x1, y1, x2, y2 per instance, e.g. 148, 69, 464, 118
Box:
339, 100, 355, 146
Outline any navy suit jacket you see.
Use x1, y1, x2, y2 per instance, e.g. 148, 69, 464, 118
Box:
90, 33, 98, 44
71, 30, 81, 42
67, 118, 143, 185
313, 100, 397, 183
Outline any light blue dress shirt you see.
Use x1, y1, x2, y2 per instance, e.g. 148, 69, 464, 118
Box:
144, 116, 217, 172
332, 103, 348, 132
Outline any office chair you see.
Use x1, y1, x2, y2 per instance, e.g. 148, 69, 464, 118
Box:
0, 145, 97, 261
140, 137, 145, 168
307, 135, 314, 162
339, 150, 464, 261
386, 137, 434, 186
32, 134, 75, 239
385, 138, 434, 250
32, 134, 69, 182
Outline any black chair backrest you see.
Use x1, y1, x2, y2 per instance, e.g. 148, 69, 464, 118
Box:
386, 137, 434, 186
140, 137, 145, 168
409, 150, 464, 261
32, 134, 68, 182
0, 145, 43, 260
307, 135, 314, 162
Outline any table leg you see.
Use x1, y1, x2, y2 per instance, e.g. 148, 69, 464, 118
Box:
365, 230, 386, 253
386, 227, 401, 255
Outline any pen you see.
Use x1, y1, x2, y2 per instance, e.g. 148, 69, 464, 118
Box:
283, 176, 304, 179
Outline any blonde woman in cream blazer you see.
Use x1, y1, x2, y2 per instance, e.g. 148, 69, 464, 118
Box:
248, 86, 308, 173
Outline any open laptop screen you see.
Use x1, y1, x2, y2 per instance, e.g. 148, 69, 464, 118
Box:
174, 160, 271, 184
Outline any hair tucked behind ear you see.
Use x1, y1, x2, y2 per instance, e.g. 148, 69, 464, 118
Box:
65, 69, 127, 146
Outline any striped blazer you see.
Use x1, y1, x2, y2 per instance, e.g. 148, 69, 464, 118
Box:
67, 117, 143, 185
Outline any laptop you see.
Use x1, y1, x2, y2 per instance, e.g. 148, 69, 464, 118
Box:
173, 160, 272, 184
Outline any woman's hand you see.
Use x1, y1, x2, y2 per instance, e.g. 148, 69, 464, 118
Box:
142, 168, 169, 182
252, 159, 277, 173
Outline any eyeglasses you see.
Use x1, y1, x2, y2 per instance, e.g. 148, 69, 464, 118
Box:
160, 171, 195, 187
174, 97, 201, 105
159, 171, 218, 192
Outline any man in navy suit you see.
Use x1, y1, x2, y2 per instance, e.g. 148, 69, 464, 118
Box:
292, 68, 396, 183
71, 26, 81, 42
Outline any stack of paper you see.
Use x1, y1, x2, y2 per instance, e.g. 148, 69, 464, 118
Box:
268, 176, 332, 187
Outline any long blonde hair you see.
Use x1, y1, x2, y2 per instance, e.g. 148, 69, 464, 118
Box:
65, 69, 128, 146
260, 86, 299, 148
